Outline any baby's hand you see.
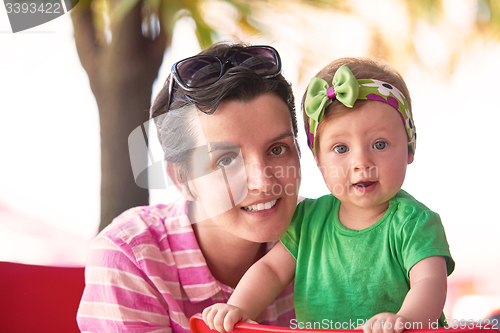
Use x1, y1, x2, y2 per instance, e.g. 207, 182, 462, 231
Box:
359, 313, 409, 333
202, 303, 253, 333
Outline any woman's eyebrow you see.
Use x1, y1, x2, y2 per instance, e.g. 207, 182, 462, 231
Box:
207, 132, 294, 153
208, 142, 241, 152
269, 131, 294, 143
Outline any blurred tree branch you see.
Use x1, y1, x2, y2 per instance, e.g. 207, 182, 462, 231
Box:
70, 0, 348, 231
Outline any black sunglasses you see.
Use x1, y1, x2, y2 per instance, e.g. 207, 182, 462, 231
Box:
152, 45, 282, 117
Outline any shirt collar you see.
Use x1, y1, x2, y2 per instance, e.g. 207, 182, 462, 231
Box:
164, 198, 280, 303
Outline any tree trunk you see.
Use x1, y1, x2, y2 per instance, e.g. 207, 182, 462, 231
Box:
71, 0, 167, 231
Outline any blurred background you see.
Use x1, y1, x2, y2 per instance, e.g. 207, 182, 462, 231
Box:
1, 0, 500, 322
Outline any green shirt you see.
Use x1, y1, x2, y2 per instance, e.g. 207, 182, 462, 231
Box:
280, 190, 454, 328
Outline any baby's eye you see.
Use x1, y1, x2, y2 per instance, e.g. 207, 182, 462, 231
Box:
334, 145, 348, 154
270, 145, 287, 156
374, 141, 387, 150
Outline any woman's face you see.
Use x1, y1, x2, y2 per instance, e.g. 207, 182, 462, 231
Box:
186, 92, 301, 243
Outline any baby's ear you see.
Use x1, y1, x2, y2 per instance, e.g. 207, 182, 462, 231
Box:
407, 151, 415, 165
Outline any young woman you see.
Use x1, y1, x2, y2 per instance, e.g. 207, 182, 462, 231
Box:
77, 42, 301, 333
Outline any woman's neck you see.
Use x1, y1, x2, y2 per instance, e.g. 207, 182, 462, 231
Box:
189, 204, 267, 289
338, 201, 389, 231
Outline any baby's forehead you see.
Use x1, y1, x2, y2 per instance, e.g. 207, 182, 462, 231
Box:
322, 102, 407, 135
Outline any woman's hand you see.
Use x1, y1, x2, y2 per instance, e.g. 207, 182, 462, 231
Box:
203, 303, 254, 333
359, 313, 409, 333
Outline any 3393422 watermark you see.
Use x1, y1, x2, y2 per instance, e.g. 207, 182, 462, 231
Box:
289, 318, 499, 330
443, 318, 499, 329
3, 0, 79, 33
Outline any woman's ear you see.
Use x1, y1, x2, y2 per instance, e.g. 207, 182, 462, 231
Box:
166, 163, 196, 201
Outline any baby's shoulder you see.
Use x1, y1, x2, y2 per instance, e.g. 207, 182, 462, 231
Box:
391, 189, 440, 223
296, 194, 338, 214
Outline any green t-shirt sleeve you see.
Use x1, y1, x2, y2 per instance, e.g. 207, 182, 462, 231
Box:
280, 199, 308, 260
400, 209, 455, 277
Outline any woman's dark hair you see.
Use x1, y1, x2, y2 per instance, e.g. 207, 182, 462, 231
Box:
151, 42, 298, 181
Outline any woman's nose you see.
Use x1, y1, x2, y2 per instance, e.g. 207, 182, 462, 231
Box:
246, 158, 276, 194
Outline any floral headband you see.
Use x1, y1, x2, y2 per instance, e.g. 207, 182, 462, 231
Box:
304, 64, 416, 157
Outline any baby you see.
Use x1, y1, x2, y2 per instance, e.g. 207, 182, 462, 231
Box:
203, 58, 454, 333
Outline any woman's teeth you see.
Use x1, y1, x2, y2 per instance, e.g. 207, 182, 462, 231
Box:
243, 199, 277, 212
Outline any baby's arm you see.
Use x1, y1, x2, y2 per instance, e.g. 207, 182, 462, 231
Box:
363, 256, 447, 333
203, 242, 296, 333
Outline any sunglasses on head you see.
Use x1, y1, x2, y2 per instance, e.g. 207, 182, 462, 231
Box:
151, 45, 282, 118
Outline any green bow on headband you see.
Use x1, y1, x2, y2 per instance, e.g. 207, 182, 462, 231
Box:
305, 65, 359, 122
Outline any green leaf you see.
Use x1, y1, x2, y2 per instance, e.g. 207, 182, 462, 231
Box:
191, 11, 215, 48
221, 0, 252, 16
112, 0, 141, 21
220, 0, 261, 34
300, 0, 351, 11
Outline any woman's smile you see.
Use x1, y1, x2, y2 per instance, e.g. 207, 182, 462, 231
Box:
242, 198, 278, 212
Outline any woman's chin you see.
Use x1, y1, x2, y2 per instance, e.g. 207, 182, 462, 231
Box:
245, 223, 290, 243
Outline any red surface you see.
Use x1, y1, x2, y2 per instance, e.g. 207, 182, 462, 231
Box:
0, 261, 85, 333
189, 313, 496, 333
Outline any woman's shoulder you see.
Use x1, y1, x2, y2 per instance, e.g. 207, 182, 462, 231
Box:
95, 197, 193, 250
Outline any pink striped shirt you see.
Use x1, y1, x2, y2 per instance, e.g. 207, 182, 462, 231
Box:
77, 198, 295, 332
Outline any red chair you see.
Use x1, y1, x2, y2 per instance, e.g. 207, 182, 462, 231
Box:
189, 313, 497, 333
0, 261, 85, 333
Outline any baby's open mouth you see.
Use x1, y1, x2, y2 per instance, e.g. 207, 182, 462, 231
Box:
353, 181, 376, 190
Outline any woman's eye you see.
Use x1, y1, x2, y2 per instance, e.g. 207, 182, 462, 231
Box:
334, 145, 348, 154
374, 141, 387, 150
270, 145, 287, 156
217, 156, 235, 167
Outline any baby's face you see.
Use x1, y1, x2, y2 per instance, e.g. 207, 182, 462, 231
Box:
316, 101, 414, 213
